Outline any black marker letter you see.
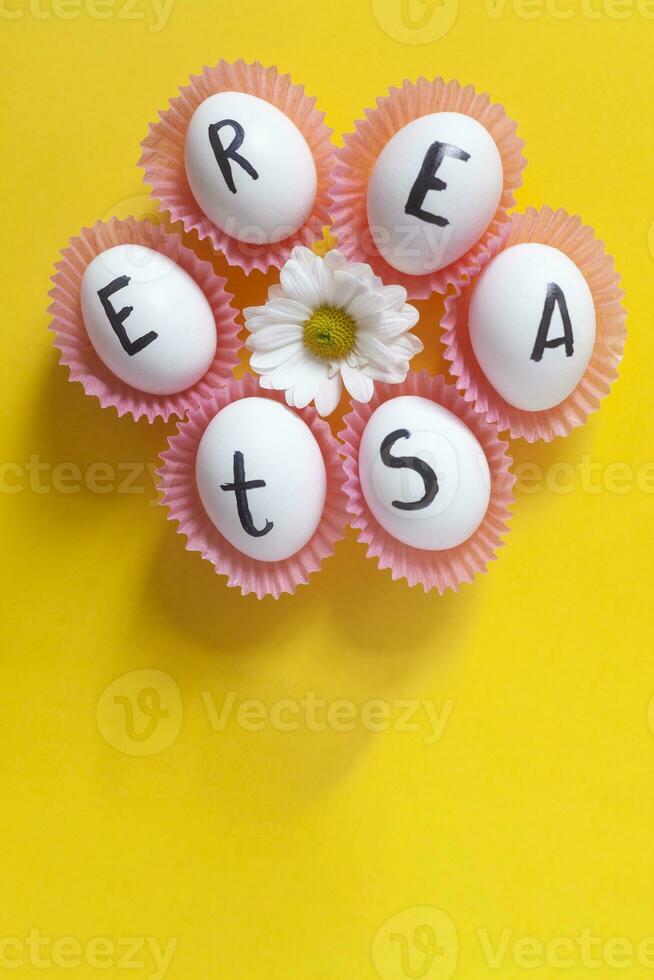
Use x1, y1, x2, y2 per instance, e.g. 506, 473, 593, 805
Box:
405, 141, 470, 227
220, 451, 273, 538
380, 429, 439, 511
208, 120, 259, 194
530, 282, 574, 362
97, 276, 158, 357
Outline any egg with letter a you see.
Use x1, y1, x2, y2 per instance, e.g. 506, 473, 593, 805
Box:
81, 244, 217, 396
359, 396, 491, 551
195, 398, 327, 562
468, 243, 596, 411
366, 111, 503, 276
184, 91, 317, 245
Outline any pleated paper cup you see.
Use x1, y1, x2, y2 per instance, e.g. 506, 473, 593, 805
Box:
441, 207, 627, 441
159, 374, 348, 598
338, 371, 515, 594
330, 76, 526, 299
140, 59, 334, 274
48, 217, 241, 422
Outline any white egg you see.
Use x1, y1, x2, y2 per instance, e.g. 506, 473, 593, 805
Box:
367, 112, 503, 277
81, 244, 217, 396
195, 397, 327, 562
359, 396, 491, 551
468, 243, 596, 412
184, 91, 317, 245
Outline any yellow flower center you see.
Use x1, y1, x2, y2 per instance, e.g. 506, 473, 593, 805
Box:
303, 306, 357, 361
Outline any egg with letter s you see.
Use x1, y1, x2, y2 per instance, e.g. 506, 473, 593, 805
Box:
358, 396, 491, 551
367, 111, 503, 276
195, 397, 327, 562
184, 91, 317, 245
80, 243, 217, 396
468, 242, 596, 411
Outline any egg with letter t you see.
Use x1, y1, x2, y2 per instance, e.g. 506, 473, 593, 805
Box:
159, 379, 349, 598
195, 397, 327, 563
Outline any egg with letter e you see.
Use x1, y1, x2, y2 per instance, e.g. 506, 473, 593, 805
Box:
195, 398, 327, 562
468, 242, 596, 411
81, 243, 217, 396
358, 396, 491, 550
367, 111, 503, 276
184, 91, 317, 245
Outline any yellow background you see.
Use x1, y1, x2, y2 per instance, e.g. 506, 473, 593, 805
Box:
1, 0, 653, 977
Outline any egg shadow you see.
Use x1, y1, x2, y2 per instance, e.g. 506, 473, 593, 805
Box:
21, 351, 172, 533
145, 513, 480, 671
143, 521, 478, 802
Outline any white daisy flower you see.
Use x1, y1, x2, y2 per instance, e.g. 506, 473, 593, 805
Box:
244, 247, 423, 417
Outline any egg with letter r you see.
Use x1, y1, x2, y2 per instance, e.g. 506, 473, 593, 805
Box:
184, 91, 317, 245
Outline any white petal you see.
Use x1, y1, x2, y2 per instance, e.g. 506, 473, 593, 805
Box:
377, 284, 408, 308
262, 348, 315, 388
331, 255, 379, 288
290, 245, 317, 265
331, 270, 370, 311
285, 358, 329, 409
358, 310, 420, 340
314, 373, 343, 416
243, 304, 269, 323
249, 341, 304, 374
280, 259, 326, 308
341, 362, 375, 403
257, 297, 312, 325
322, 249, 348, 272
245, 322, 302, 352
386, 333, 424, 358
358, 333, 422, 366
345, 289, 384, 323
364, 364, 408, 384
293, 247, 334, 298
355, 333, 399, 368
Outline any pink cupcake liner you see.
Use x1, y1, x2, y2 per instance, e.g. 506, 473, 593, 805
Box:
48, 217, 241, 423
139, 59, 335, 274
441, 207, 627, 442
330, 77, 526, 299
338, 371, 515, 594
159, 373, 348, 598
